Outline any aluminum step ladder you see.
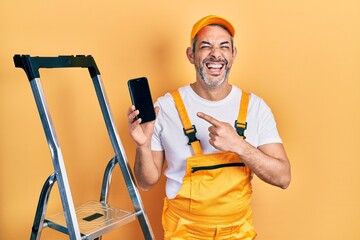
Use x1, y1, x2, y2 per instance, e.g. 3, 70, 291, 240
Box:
13, 55, 155, 240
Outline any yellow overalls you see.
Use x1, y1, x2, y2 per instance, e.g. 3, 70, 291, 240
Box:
162, 91, 257, 240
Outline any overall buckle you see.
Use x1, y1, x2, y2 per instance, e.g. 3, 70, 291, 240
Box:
234, 120, 247, 139
183, 125, 199, 145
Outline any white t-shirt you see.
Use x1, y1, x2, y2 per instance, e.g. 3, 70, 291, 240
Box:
152, 85, 282, 199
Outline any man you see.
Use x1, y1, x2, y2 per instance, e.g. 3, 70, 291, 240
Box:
128, 15, 291, 239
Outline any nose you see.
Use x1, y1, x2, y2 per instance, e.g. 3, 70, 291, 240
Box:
210, 46, 222, 59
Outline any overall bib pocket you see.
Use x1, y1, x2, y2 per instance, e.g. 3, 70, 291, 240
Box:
175, 151, 252, 216
191, 162, 245, 173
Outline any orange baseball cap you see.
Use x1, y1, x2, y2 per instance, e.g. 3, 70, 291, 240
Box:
190, 15, 235, 44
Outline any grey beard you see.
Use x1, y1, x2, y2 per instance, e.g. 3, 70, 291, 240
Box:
199, 67, 230, 88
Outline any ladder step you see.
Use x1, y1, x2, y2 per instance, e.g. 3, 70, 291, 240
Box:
45, 201, 137, 239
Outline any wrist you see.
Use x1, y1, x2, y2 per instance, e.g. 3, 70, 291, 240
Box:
136, 141, 151, 151
233, 137, 252, 158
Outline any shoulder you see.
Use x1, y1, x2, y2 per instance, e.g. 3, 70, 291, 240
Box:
154, 93, 173, 107
248, 92, 271, 112
231, 86, 266, 107
154, 85, 190, 107
231, 86, 274, 119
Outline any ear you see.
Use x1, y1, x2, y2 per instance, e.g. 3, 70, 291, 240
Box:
233, 46, 237, 58
186, 47, 195, 64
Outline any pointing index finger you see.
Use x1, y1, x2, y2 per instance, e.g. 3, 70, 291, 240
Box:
197, 112, 221, 126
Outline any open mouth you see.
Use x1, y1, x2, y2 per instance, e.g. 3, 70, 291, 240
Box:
206, 62, 224, 70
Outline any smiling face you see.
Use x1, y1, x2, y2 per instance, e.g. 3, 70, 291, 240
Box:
187, 25, 237, 88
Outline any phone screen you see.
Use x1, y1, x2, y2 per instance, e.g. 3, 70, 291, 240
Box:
128, 77, 156, 124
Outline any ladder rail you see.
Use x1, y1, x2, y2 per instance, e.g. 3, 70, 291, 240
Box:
30, 173, 57, 240
30, 77, 82, 239
99, 157, 117, 204
92, 74, 154, 239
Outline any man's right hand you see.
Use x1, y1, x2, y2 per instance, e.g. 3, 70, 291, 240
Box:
127, 105, 159, 147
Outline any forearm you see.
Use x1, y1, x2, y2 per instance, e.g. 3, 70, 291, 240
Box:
235, 140, 291, 189
134, 145, 162, 191
195, 111, 291, 188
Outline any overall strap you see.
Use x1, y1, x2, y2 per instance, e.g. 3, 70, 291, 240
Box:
171, 91, 203, 155
235, 92, 250, 139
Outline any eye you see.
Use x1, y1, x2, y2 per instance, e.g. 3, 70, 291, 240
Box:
200, 44, 211, 49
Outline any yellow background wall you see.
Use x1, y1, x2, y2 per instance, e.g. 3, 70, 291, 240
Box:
1, 0, 359, 239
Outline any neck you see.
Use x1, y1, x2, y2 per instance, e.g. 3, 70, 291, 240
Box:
190, 82, 232, 101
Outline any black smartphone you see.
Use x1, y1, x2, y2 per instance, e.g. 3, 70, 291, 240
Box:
128, 77, 156, 124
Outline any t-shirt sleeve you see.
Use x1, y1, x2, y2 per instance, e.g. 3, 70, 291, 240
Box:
257, 99, 283, 146
151, 100, 165, 151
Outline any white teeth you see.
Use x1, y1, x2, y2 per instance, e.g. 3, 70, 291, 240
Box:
207, 63, 223, 69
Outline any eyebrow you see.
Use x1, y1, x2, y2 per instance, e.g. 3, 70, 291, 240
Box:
220, 41, 231, 46
200, 41, 211, 45
200, 41, 230, 46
